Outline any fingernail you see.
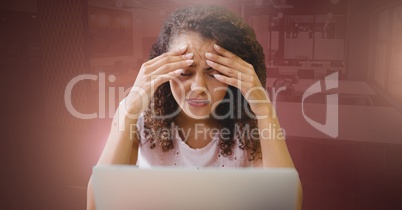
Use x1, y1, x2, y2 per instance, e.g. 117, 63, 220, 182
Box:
205, 52, 213, 58
186, 60, 194, 65
214, 44, 221, 50
175, 69, 183, 74
206, 60, 214, 66
185, 53, 193, 59
213, 74, 222, 79
178, 45, 188, 51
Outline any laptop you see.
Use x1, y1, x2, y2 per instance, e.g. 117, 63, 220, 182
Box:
92, 165, 299, 210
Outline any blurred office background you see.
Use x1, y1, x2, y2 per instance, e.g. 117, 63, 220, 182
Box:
1, 0, 402, 209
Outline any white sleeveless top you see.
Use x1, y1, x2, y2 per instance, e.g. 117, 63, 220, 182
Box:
136, 113, 262, 168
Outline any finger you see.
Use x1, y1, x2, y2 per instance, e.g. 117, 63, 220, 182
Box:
206, 60, 246, 81
152, 59, 194, 75
149, 52, 193, 74
205, 51, 250, 74
206, 60, 254, 83
143, 44, 189, 66
205, 51, 253, 74
151, 69, 183, 88
212, 74, 246, 90
214, 44, 250, 67
213, 44, 234, 58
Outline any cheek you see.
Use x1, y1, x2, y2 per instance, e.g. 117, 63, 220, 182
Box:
169, 80, 188, 102
209, 82, 228, 101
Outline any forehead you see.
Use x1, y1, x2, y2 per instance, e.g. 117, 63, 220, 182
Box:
169, 32, 215, 52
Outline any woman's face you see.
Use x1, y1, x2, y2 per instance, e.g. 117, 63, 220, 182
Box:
169, 32, 228, 119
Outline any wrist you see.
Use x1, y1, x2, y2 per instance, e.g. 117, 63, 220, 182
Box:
252, 104, 276, 120
121, 90, 149, 118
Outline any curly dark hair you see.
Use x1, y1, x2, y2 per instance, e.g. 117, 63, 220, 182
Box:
143, 5, 266, 160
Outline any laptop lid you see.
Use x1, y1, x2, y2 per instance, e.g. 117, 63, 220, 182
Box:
92, 165, 299, 210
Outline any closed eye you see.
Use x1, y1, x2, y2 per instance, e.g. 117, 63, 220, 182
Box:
180, 72, 192, 76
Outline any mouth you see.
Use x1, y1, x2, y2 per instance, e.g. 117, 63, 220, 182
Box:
186, 98, 210, 107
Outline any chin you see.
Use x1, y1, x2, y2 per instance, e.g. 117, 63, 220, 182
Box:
182, 106, 212, 120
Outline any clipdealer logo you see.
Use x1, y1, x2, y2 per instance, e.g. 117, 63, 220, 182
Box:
64, 72, 339, 138
301, 72, 339, 138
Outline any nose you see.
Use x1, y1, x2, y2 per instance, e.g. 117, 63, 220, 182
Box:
190, 73, 207, 94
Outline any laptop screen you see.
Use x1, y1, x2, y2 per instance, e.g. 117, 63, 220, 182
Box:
92, 165, 299, 210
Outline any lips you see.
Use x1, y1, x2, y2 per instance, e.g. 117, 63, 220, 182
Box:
186, 98, 210, 107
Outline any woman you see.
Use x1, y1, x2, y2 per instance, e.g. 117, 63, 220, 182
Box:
87, 5, 302, 210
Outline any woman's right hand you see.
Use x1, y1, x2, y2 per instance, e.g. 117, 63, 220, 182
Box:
122, 44, 194, 119
87, 45, 194, 210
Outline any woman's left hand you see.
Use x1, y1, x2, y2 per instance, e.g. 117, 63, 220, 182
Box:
205, 44, 271, 118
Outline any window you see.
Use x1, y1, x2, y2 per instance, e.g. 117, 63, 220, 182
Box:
388, 5, 402, 103
281, 14, 346, 61
284, 15, 314, 60
369, 3, 402, 105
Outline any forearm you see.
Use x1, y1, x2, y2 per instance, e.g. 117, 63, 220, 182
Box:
257, 110, 294, 168
97, 115, 138, 165
87, 110, 139, 210
97, 91, 144, 165
87, 177, 95, 210
257, 107, 303, 210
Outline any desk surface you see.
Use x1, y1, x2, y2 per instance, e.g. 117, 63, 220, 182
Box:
266, 78, 377, 96
275, 102, 402, 144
